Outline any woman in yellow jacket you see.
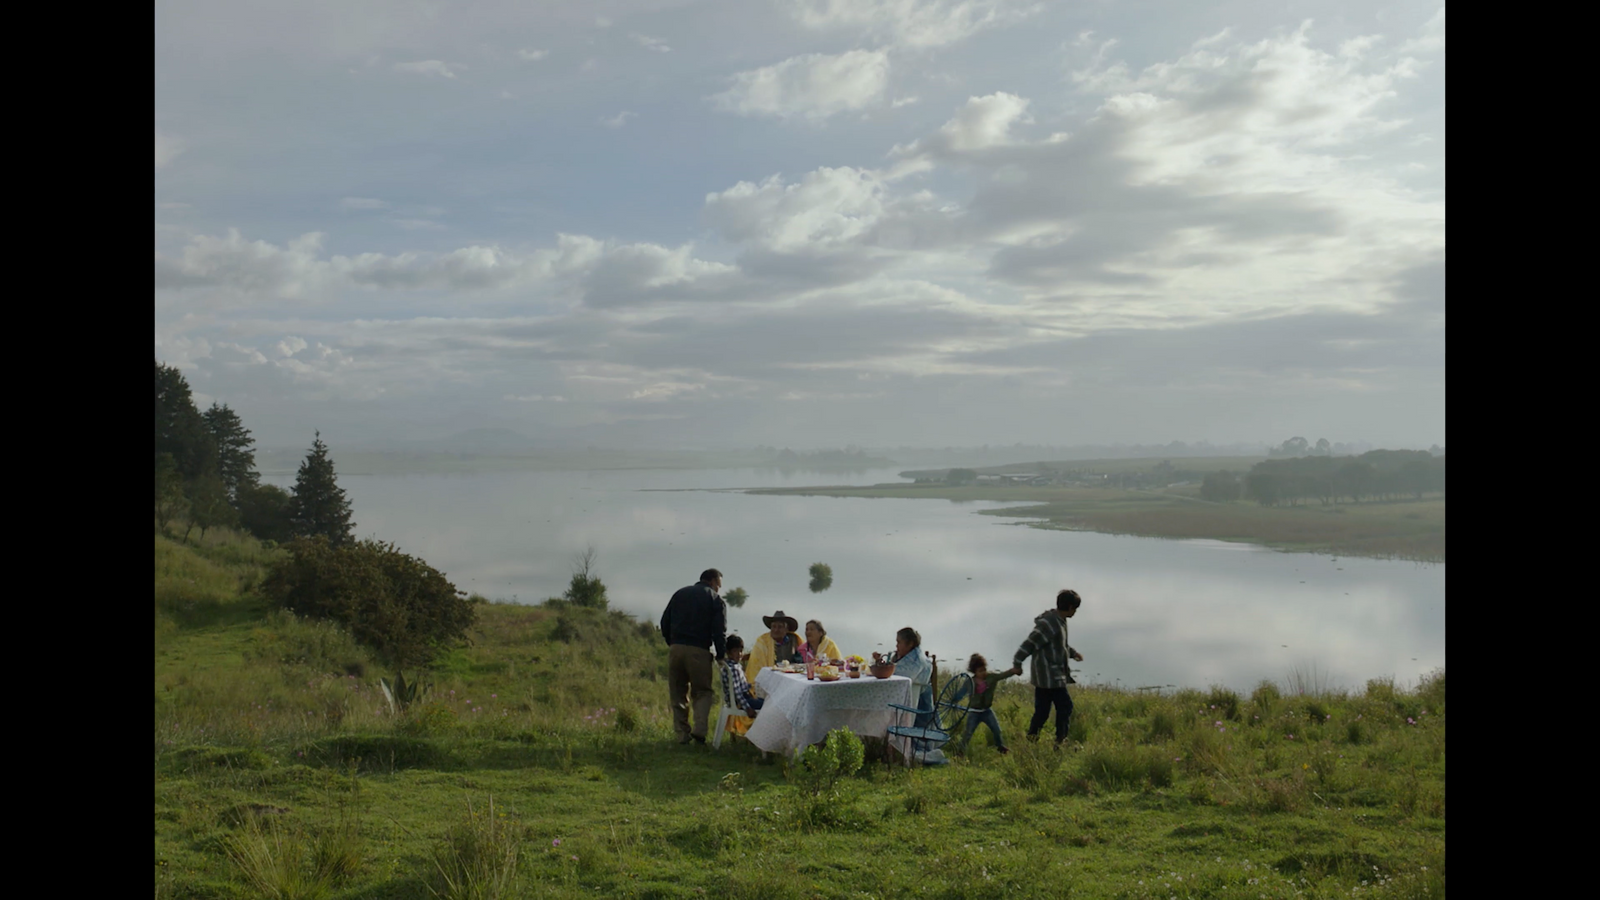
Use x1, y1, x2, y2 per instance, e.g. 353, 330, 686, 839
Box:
799, 619, 844, 664
745, 610, 804, 684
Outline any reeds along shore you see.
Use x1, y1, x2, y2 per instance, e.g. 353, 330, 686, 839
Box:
156, 527, 1445, 900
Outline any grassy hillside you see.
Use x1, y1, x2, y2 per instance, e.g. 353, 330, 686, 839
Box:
155, 529, 1444, 899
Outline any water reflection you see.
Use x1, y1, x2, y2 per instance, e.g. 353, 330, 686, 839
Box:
264, 468, 1444, 692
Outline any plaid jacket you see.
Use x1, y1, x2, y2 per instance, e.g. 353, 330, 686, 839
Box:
1013, 610, 1077, 689
720, 660, 758, 711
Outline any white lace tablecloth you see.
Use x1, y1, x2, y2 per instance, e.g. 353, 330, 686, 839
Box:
744, 670, 913, 754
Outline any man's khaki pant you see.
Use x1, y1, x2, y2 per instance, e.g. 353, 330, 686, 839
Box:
668, 644, 715, 741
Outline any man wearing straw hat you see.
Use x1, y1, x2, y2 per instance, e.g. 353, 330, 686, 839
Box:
660, 569, 728, 745
743, 610, 803, 685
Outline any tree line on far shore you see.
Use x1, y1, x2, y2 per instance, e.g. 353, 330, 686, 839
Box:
1202, 449, 1446, 506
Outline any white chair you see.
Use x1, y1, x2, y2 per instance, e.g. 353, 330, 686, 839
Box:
711, 663, 753, 750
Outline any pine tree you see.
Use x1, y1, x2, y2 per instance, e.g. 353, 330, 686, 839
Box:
202, 402, 259, 503
290, 431, 355, 544
155, 361, 215, 480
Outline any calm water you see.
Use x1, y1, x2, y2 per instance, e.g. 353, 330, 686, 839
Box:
265, 467, 1445, 693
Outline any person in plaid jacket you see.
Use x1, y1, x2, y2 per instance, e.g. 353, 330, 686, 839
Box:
1012, 589, 1085, 746
721, 634, 763, 718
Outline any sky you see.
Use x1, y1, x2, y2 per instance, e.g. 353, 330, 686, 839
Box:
154, 0, 1446, 452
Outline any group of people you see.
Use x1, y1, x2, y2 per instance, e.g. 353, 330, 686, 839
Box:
658, 568, 1086, 756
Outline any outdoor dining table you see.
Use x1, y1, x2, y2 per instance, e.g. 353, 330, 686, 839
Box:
745, 668, 914, 757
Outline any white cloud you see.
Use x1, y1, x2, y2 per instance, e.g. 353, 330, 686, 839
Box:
788, 0, 1039, 49
895, 92, 1033, 158
277, 336, 308, 357
394, 60, 464, 78
504, 393, 567, 402
155, 128, 186, 169
517, 48, 548, 61
705, 167, 887, 252
602, 110, 637, 128
1399, 7, 1445, 56
711, 50, 890, 121
339, 197, 388, 210
631, 33, 670, 53
1082, 24, 1420, 189
155, 228, 740, 309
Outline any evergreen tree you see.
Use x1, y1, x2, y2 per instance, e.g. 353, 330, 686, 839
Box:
202, 402, 259, 502
154, 361, 215, 480
290, 431, 355, 544
155, 452, 188, 533
187, 472, 239, 541
237, 483, 295, 543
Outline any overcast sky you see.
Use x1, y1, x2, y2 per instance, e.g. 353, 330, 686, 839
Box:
155, 0, 1445, 451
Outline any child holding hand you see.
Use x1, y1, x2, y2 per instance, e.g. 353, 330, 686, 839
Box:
954, 654, 1021, 755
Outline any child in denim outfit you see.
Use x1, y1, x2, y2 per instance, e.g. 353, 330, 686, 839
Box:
954, 653, 1022, 755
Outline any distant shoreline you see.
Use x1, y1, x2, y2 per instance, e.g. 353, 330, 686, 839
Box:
742, 482, 1445, 563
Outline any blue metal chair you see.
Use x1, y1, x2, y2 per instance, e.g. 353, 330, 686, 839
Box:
887, 670, 975, 765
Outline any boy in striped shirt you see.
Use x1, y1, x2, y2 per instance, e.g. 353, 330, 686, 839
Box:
1012, 589, 1086, 747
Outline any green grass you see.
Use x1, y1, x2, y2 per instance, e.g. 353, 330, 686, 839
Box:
156, 528, 1444, 899
746, 483, 1444, 562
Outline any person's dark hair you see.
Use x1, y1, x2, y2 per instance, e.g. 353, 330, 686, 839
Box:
1056, 589, 1082, 612
896, 627, 920, 647
701, 568, 723, 582
967, 653, 987, 673
725, 634, 744, 652
806, 619, 826, 638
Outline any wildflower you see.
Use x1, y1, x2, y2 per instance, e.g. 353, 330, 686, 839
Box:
570, 855, 579, 862
552, 839, 562, 847
1407, 717, 1416, 725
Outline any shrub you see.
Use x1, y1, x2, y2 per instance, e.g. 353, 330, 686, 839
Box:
429, 796, 521, 900
1147, 710, 1176, 742
1251, 680, 1281, 711
807, 562, 833, 593
792, 727, 864, 799
1208, 686, 1242, 720
225, 813, 360, 900
263, 537, 475, 668
1081, 743, 1174, 790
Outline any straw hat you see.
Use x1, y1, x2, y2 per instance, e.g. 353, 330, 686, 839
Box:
761, 610, 800, 632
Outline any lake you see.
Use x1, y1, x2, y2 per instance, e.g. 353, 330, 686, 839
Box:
264, 467, 1445, 693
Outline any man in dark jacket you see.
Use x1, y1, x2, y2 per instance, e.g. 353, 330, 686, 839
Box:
660, 568, 728, 745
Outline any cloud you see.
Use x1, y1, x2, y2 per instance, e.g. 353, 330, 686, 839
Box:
711, 50, 890, 120
705, 166, 887, 253
339, 197, 388, 210
1399, 8, 1446, 56
154, 227, 744, 310
394, 60, 463, 78
892, 92, 1033, 158
517, 48, 548, 61
155, 128, 186, 169
601, 110, 637, 128
631, 33, 670, 53
787, 0, 1040, 49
